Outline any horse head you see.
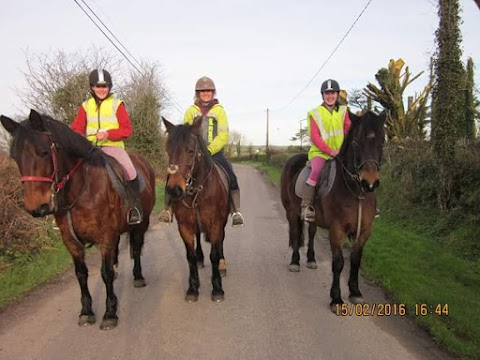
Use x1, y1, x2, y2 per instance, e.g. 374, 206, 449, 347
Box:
162, 116, 211, 200
1, 110, 97, 217
340, 110, 386, 193
1, 110, 59, 216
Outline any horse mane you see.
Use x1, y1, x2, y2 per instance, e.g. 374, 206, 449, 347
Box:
19, 114, 105, 166
167, 123, 213, 168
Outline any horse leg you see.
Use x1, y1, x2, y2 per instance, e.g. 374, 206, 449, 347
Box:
196, 230, 204, 268
210, 230, 225, 302
130, 229, 147, 288
348, 245, 365, 304
288, 210, 302, 272
329, 228, 345, 313
72, 255, 96, 326
99, 249, 119, 330
306, 223, 317, 269
218, 245, 227, 278
180, 226, 200, 302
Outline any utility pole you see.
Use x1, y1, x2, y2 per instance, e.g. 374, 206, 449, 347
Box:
299, 118, 306, 150
266, 108, 270, 159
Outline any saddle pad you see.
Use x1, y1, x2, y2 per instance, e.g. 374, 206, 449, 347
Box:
214, 163, 230, 194
295, 160, 336, 198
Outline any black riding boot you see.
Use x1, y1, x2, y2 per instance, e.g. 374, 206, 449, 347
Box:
127, 178, 143, 225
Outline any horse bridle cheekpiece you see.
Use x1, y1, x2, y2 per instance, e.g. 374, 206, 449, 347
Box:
167, 134, 201, 192
20, 135, 84, 208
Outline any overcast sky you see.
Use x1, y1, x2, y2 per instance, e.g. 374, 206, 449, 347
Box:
1, 0, 479, 145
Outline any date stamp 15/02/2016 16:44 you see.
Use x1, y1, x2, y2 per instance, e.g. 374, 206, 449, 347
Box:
335, 303, 449, 317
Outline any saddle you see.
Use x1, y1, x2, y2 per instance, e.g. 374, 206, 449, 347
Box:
103, 154, 146, 202
295, 159, 337, 199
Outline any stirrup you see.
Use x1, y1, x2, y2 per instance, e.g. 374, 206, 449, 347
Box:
52, 218, 60, 230
127, 207, 142, 225
231, 211, 245, 227
301, 206, 315, 223
158, 209, 172, 224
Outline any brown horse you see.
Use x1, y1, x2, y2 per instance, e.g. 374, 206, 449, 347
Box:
162, 116, 229, 302
0, 110, 155, 330
280, 110, 386, 312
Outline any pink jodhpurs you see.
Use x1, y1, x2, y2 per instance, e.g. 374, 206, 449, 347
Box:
101, 146, 137, 180
307, 156, 326, 186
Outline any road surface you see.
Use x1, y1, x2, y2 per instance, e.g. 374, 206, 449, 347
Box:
0, 164, 453, 360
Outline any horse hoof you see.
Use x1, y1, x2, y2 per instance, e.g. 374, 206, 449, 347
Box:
99, 317, 118, 330
185, 292, 199, 303
330, 303, 342, 314
349, 295, 365, 304
197, 262, 205, 269
133, 278, 147, 288
78, 314, 96, 326
220, 269, 227, 277
211, 292, 225, 302
289, 264, 300, 272
306, 261, 317, 269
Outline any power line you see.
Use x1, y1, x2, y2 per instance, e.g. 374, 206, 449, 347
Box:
274, 0, 374, 112
72, 0, 184, 115
78, 0, 143, 70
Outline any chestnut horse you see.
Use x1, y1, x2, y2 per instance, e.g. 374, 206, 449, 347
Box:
162, 116, 229, 302
280, 110, 386, 312
0, 110, 155, 330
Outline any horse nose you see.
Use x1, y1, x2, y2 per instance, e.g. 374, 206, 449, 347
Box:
361, 179, 380, 192
167, 185, 184, 200
30, 203, 51, 217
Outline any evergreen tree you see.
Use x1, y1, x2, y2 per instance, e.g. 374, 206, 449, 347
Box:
431, 0, 465, 211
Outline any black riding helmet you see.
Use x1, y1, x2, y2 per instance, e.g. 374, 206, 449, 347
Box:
89, 69, 112, 87
320, 79, 340, 93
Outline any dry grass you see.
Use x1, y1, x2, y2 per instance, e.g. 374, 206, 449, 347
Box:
0, 153, 50, 268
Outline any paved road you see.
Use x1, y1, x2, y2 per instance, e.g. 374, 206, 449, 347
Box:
0, 164, 453, 360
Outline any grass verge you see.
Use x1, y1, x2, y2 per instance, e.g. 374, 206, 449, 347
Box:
0, 234, 72, 309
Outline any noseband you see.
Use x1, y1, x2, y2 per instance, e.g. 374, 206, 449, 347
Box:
20, 135, 84, 193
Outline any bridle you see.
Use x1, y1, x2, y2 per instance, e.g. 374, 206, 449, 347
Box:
166, 133, 213, 203
336, 138, 381, 197
20, 136, 85, 208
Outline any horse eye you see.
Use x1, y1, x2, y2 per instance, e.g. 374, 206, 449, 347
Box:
188, 149, 195, 156
39, 149, 50, 158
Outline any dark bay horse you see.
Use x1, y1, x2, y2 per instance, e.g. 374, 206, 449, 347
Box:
280, 110, 386, 312
162, 116, 229, 302
0, 110, 155, 330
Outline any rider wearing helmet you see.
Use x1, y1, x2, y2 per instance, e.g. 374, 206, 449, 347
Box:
158, 76, 245, 227
71, 68, 143, 225
301, 79, 351, 222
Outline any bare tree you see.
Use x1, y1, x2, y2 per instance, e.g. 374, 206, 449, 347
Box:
19, 47, 117, 121
229, 130, 243, 157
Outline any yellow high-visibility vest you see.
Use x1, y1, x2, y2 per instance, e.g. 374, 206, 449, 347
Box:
83, 95, 124, 148
307, 105, 346, 160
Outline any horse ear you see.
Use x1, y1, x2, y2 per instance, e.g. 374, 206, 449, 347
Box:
0, 115, 19, 134
348, 110, 360, 125
29, 109, 47, 131
378, 110, 387, 125
162, 116, 175, 133
192, 116, 203, 133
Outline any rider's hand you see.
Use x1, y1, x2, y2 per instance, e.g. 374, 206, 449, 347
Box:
330, 150, 339, 156
96, 131, 108, 141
